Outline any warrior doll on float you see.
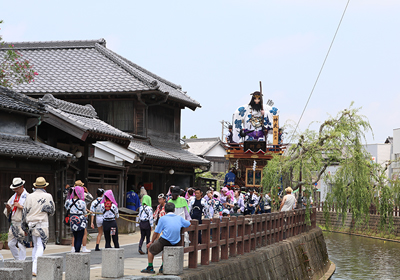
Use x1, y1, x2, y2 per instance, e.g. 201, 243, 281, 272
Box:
232, 89, 279, 143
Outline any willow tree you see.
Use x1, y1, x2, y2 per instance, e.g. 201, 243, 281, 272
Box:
262, 103, 399, 231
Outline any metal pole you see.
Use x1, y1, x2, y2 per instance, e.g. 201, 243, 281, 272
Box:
297, 160, 303, 209
220, 120, 225, 141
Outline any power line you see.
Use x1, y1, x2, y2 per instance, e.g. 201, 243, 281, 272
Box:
288, 0, 351, 144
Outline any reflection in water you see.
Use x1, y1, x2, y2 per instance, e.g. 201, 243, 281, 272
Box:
324, 232, 400, 280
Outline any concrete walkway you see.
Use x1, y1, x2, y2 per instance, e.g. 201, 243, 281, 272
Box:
0, 232, 190, 279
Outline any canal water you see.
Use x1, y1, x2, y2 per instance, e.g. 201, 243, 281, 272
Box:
324, 232, 400, 280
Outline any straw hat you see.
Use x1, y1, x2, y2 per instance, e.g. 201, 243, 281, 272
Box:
33, 177, 49, 188
74, 180, 84, 187
10, 177, 25, 190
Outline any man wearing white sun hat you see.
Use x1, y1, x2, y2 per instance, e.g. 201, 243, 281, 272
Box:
3, 177, 29, 260
22, 176, 55, 277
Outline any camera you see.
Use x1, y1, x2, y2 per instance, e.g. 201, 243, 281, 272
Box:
233, 203, 240, 213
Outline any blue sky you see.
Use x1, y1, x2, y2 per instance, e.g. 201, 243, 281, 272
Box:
2, 0, 399, 144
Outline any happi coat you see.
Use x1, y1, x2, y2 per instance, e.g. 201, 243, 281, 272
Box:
22, 189, 55, 248
3, 189, 29, 243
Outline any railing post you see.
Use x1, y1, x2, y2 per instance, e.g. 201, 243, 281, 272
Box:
279, 212, 284, 242
250, 215, 256, 251
244, 216, 251, 253
221, 217, 229, 260
211, 218, 220, 263
271, 213, 276, 244
312, 207, 317, 228
229, 216, 237, 257
201, 219, 211, 266
262, 213, 268, 247
256, 214, 261, 248
189, 220, 198, 268
266, 213, 272, 245
290, 211, 294, 238
178, 228, 184, 247
237, 215, 245, 255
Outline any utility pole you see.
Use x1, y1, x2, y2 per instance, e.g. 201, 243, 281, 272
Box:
220, 120, 225, 140
219, 120, 231, 142
297, 159, 303, 209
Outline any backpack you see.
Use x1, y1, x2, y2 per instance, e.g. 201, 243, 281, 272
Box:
105, 200, 112, 211
64, 199, 81, 226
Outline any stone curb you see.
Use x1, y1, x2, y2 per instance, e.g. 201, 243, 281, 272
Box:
97, 276, 181, 280
322, 229, 400, 243
319, 261, 336, 280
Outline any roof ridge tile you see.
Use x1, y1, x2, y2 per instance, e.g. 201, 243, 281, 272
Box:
40, 93, 97, 117
1, 39, 106, 50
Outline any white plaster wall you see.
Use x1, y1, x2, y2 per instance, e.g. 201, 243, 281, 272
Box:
206, 144, 227, 157
319, 165, 340, 202
393, 129, 400, 154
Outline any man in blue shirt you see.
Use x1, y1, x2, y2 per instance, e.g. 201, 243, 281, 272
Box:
141, 202, 191, 274
224, 168, 236, 189
126, 186, 140, 211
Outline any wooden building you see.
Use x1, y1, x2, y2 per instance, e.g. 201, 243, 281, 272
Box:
1, 39, 209, 204
184, 137, 228, 174
0, 86, 74, 242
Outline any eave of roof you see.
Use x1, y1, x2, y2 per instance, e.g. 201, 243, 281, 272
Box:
0, 86, 46, 115
128, 139, 210, 167
0, 133, 73, 161
41, 94, 132, 143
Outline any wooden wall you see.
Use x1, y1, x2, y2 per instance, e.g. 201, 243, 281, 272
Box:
147, 104, 181, 142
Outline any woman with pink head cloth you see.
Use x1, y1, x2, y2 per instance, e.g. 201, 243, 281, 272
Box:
100, 190, 120, 248
64, 186, 87, 252
219, 187, 230, 205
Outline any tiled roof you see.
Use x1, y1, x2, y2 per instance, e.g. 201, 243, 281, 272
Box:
128, 139, 210, 166
0, 133, 72, 160
1, 39, 200, 110
0, 86, 45, 115
184, 138, 225, 156
40, 94, 132, 141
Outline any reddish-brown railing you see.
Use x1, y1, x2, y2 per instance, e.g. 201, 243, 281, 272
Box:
178, 208, 317, 268
316, 202, 400, 216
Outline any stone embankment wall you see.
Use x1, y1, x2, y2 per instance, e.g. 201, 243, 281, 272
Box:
179, 228, 330, 280
317, 211, 400, 236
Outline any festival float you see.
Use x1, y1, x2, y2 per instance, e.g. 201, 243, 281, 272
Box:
225, 82, 285, 190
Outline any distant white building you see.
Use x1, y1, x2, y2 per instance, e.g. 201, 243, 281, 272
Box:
319, 141, 392, 202
184, 138, 228, 174
389, 128, 400, 179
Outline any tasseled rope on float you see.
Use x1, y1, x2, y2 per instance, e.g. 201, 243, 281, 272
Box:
90, 211, 139, 224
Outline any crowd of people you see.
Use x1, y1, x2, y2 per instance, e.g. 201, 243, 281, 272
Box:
2, 175, 314, 277
139, 184, 313, 274
2, 177, 120, 277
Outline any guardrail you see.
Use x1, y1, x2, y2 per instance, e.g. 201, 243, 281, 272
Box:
315, 202, 400, 216
178, 208, 317, 268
